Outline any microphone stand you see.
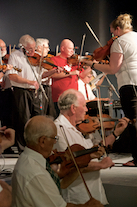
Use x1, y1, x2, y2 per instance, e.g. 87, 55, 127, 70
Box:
103, 73, 120, 99
22, 48, 49, 105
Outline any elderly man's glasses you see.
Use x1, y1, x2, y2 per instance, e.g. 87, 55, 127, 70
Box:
49, 136, 59, 141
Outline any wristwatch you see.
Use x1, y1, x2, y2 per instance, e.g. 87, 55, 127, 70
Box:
112, 131, 120, 140
91, 63, 95, 70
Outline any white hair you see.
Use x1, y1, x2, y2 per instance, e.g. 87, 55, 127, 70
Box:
19, 34, 35, 47
58, 89, 80, 111
24, 115, 56, 145
35, 38, 49, 49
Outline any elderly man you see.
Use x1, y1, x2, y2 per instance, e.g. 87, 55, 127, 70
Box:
0, 39, 13, 128
11, 115, 103, 207
35, 38, 61, 118
54, 89, 129, 205
0, 126, 15, 207
6, 34, 43, 150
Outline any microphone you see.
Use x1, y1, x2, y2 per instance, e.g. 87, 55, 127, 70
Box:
18, 44, 29, 55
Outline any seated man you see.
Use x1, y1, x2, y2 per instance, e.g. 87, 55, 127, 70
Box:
54, 89, 129, 205
78, 67, 108, 102
0, 126, 15, 207
11, 115, 103, 207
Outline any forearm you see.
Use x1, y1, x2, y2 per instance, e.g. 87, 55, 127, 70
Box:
0, 180, 12, 207
82, 161, 102, 172
9, 74, 34, 85
93, 63, 115, 74
52, 70, 77, 79
79, 67, 91, 79
42, 69, 57, 78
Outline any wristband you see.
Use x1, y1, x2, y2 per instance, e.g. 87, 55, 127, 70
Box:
112, 131, 120, 140
91, 63, 95, 70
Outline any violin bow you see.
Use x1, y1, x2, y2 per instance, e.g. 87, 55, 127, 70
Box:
85, 21, 120, 98
56, 45, 59, 56
78, 34, 86, 68
85, 22, 111, 154
22, 47, 48, 102
86, 22, 103, 48
59, 125, 93, 199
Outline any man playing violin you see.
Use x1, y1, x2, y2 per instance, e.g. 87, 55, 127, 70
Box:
35, 38, 62, 118
51, 39, 92, 117
0, 39, 13, 130
54, 89, 129, 205
12, 115, 103, 207
6, 34, 44, 151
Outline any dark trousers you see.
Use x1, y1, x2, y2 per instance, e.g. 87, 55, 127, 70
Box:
42, 85, 56, 119
12, 87, 44, 148
118, 85, 137, 163
0, 88, 13, 128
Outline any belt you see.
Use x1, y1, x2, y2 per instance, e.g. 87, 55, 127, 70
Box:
13, 87, 35, 91
25, 88, 36, 91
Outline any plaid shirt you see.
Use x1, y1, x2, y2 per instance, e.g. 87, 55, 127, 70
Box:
46, 159, 61, 193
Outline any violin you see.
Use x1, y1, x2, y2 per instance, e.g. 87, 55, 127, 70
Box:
2, 54, 10, 64
0, 64, 22, 73
28, 53, 69, 74
48, 144, 99, 179
1, 54, 22, 73
92, 36, 118, 61
77, 114, 118, 134
67, 54, 109, 69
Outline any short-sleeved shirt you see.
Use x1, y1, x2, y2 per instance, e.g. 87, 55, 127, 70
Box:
51, 56, 79, 102
54, 114, 108, 205
11, 147, 66, 207
7, 49, 41, 89
110, 31, 137, 90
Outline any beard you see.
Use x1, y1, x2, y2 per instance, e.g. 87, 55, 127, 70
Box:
1, 50, 7, 57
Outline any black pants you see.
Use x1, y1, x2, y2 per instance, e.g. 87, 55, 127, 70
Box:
42, 85, 56, 119
119, 85, 137, 120
12, 87, 44, 148
0, 88, 13, 128
118, 85, 137, 163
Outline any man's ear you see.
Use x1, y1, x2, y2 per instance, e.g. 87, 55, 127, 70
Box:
70, 104, 76, 114
38, 136, 45, 148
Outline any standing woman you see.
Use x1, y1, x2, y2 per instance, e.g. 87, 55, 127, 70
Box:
82, 14, 137, 166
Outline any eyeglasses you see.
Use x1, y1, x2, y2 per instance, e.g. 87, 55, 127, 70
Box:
48, 135, 59, 141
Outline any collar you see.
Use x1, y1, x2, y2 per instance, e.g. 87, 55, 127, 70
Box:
56, 114, 83, 135
23, 146, 46, 168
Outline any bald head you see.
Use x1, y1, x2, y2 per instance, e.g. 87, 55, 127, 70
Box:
60, 39, 74, 58
24, 115, 57, 145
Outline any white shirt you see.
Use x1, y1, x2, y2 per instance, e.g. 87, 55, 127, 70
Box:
110, 31, 137, 90
7, 49, 41, 89
11, 147, 66, 207
54, 114, 108, 205
78, 79, 96, 100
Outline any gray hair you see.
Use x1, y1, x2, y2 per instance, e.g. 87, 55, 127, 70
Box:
58, 89, 80, 111
35, 38, 49, 49
24, 115, 56, 145
19, 34, 35, 47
